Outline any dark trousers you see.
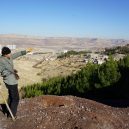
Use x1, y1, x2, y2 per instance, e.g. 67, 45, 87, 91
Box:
5, 83, 19, 117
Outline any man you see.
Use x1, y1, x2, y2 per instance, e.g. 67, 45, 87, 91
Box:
0, 46, 32, 118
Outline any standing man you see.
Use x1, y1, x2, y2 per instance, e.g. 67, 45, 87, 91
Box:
0, 46, 32, 118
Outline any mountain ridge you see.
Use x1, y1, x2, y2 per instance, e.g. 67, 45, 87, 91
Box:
0, 34, 128, 51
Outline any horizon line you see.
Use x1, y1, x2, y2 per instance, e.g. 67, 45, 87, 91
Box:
0, 33, 129, 40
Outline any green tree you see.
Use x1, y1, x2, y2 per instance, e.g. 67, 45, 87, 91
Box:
98, 56, 121, 87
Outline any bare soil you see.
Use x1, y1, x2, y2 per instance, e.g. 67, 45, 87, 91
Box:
0, 95, 129, 129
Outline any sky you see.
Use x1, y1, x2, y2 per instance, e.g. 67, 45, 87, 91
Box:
0, 0, 129, 39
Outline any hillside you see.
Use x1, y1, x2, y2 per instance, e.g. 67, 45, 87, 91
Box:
104, 44, 129, 55
0, 95, 129, 129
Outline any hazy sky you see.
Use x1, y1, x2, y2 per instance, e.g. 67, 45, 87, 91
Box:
0, 0, 129, 39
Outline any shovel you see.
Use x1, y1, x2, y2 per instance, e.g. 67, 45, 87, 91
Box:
0, 90, 15, 121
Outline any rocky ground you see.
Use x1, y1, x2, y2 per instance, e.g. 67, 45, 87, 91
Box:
0, 95, 129, 129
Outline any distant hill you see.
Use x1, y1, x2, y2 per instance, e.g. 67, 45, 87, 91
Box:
0, 34, 128, 52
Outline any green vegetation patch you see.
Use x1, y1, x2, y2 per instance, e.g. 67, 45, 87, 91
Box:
57, 50, 91, 58
21, 55, 129, 99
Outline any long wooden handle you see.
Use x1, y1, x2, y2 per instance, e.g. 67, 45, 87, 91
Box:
0, 91, 15, 121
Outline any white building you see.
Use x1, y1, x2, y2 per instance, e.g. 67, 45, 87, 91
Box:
63, 50, 68, 53
0, 44, 17, 54
6, 45, 16, 50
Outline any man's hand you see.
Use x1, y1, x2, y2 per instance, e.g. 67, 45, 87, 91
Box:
26, 48, 33, 53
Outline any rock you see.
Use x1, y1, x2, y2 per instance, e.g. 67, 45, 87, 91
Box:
0, 95, 129, 129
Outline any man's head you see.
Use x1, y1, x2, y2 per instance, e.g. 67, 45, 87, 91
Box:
1, 47, 11, 58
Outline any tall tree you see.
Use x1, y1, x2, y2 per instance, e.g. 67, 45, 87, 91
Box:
98, 56, 121, 87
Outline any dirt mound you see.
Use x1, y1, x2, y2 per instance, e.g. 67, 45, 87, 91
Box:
1, 95, 129, 129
